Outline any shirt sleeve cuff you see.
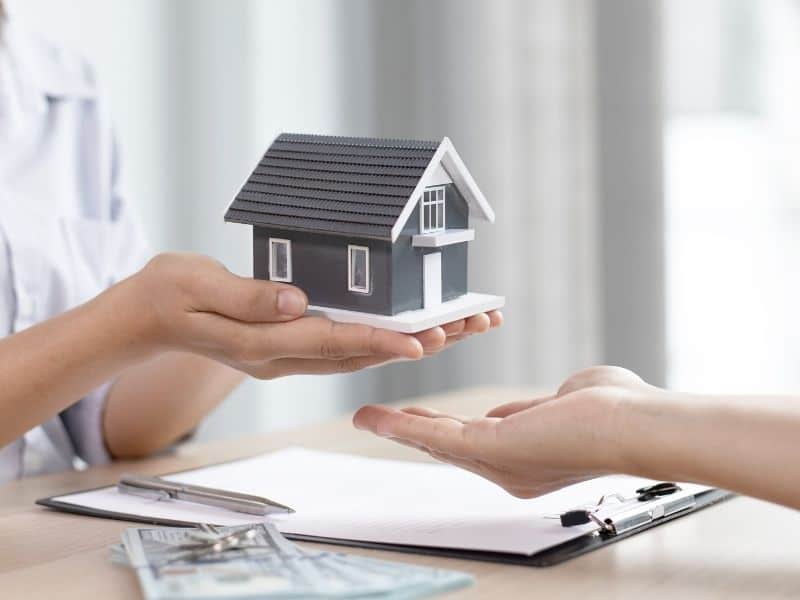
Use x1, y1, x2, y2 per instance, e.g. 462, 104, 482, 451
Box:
60, 380, 114, 466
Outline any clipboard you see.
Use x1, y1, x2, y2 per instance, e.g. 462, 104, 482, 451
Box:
36, 448, 733, 567
292, 488, 732, 567
38, 488, 731, 567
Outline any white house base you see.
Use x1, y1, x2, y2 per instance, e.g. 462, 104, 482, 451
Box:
307, 292, 505, 334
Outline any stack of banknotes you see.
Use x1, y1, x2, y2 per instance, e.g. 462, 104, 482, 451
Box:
111, 523, 473, 599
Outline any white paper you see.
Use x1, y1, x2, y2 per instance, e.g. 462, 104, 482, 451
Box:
53, 448, 710, 556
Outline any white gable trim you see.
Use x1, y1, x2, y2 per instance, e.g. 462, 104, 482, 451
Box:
390, 137, 495, 242
426, 163, 453, 186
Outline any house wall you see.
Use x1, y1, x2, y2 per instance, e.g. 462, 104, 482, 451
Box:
390, 183, 469, 314
253, 227, 393, 315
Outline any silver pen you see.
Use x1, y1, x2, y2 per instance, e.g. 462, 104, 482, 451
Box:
117, 473, 295, 516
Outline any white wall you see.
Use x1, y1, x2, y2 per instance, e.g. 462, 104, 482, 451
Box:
664, 0, 800, 393
8, 0, 358, 440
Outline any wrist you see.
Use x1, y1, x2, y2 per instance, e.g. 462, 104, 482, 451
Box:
92, 274, 165, 363
610, 386, 690, 481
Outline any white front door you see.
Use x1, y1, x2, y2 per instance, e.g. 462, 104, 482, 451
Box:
423, 251, 442, 308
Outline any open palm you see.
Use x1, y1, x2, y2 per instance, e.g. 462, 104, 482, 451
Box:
354, 366, 657, 498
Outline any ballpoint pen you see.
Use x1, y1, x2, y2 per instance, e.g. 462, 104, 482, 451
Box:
117, 473, 295, 516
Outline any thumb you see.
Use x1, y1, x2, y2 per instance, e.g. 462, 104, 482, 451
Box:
557, 366, 645, 397
193, 264, 308, 322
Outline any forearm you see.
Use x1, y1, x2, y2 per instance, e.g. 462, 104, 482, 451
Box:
0, 277, 155, 447
620, 392, 800, 508
0, 251, 452, 462
103, 352, 245, 458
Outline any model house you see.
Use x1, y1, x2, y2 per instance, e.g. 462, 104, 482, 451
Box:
224, 133, 503, 332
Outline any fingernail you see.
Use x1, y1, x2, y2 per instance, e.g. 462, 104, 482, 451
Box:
277, 290, 306, 316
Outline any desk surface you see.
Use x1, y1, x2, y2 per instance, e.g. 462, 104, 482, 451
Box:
1, 385, 799, 599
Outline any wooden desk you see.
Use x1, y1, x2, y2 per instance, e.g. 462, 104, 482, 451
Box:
1, 385, 799, 599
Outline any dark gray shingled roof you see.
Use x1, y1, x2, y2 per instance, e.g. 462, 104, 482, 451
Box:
224, 133, 441, 239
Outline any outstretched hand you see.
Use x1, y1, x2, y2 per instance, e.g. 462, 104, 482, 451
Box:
353, 366, 661, 498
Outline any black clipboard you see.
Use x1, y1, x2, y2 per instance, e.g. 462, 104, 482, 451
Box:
37, 485, 732, 567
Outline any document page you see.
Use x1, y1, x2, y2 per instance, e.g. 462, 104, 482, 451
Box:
52, 448, 710, 556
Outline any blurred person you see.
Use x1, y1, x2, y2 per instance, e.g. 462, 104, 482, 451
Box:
355, 366, 800, 510
0, 6, 501, 481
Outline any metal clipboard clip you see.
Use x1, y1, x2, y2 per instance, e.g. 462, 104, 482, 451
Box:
558, 482, 696, 536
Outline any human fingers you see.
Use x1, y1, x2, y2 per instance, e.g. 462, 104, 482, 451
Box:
441, 312, 501, 349
485, 395, 556, 418
268, 317, 424, 359
424, 331, 470, 356
418, 311, 501, 355
441, 319, 466, 336
461, 312, 491, 334
354, 405, 493, 458
252, 355, 399, 378
185, 258, 308, 322
355, 408, 486, 471
487, 310, 503, 328
184, 313, 423, 363
440, 310, 501, 338
419, 326, 480, 356
413, 327, 447, 353
401, 406, 472, 423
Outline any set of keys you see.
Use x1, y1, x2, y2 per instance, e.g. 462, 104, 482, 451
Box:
159, 524, 272, 566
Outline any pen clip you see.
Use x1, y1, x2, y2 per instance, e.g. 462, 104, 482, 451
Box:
119, 474, 180, 497
117, 479, 173, 502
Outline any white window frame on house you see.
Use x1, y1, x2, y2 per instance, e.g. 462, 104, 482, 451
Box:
268, 238, 292, 282
347, 244, 370, 293
420, 186, 446, 233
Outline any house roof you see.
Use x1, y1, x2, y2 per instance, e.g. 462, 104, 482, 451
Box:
225, 132, 494, 241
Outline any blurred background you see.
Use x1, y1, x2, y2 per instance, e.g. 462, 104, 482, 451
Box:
8, 0, 800, 440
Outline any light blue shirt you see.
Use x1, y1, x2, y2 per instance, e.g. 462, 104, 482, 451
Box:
0, 21, 151, 482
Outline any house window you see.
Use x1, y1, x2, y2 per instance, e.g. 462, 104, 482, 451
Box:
420, 186, 446, 233
348, 245, 370, 293
269, 238, 292, 282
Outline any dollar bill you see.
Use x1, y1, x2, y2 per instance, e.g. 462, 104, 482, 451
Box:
118, 523, 472, 599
